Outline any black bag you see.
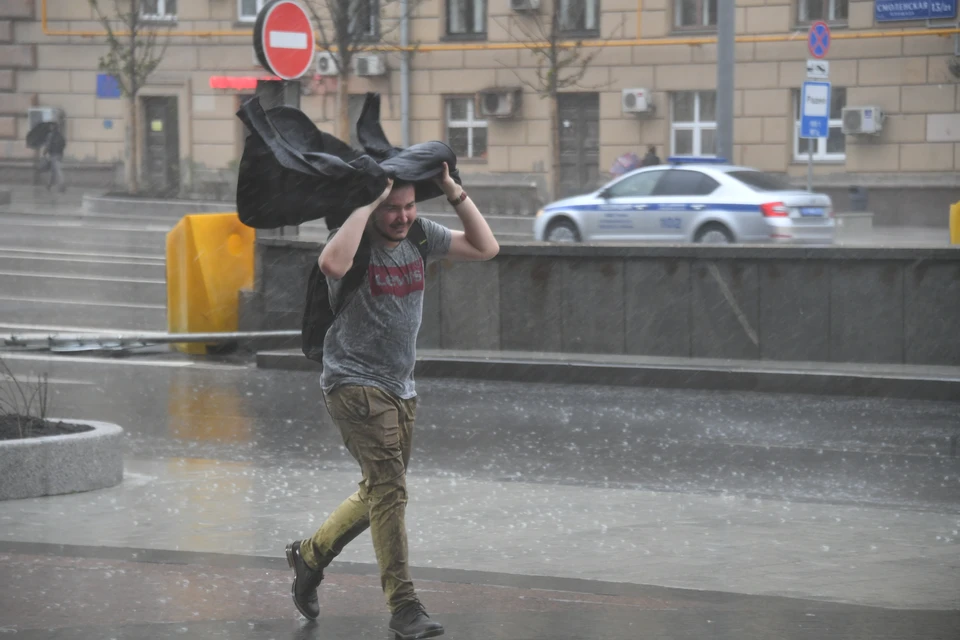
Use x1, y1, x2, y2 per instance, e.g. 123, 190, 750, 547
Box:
235, 92, 462, 230
301, 220, 430, 363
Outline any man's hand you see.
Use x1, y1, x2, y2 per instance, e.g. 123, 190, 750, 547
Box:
433, 162, 461, 201
318, 177, 394, 279
375, 178, 394, 207
434, 162, 499, 262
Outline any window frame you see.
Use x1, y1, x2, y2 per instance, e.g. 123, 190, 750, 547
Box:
141, 0, 177, 21
238, 0, 268, 23
445, 96, 488, 161
558, 0, 601, 36
445, 0, 487, 39
797, 0, 848, 24
792, 86, 847, 163
670, 91, 717, 158
349, 0, 380, 40
673, 0, 717, 31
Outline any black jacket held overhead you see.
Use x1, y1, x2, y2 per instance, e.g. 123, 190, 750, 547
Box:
235, 91, 462, 230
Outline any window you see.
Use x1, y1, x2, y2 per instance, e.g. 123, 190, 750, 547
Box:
653, 170, 719, 196
728, 170, 792, 192
447, 0, 486, 36
671, 91, 716, 157
239, 0, 268, 22
798, 0, 848, 22
675, 0, 716, 29
142, 0, 177, 19
559, 0, 599, 33
350, 0, 380, 39
445, 97, 487, 160
793, 87, 846, 162
607, 170, 665, 198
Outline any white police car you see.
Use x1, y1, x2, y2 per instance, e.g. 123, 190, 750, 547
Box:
534, 157, 835, 245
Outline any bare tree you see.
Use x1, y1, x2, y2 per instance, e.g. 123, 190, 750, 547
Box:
89, 0, 171, 194
499, 0, 623, 199
0, 356, 49, 440
305, 0, 416, 141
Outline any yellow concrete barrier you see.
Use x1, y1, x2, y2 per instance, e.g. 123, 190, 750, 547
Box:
166, 213, 254, 354
951, 201, 960, 245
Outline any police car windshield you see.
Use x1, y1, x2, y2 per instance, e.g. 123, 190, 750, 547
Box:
727, 170, 791, 192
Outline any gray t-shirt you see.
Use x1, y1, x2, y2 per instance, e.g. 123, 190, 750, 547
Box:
321, 217, 452, 399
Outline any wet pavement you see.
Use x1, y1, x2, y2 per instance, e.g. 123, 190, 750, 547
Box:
3, 542, 959, 640
1, 185, 959, 638
0, 355, 958, 638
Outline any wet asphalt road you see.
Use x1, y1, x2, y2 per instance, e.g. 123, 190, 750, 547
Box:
3, 354, 957, 513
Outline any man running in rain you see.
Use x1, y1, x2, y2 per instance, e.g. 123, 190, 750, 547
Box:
43, 123, 66, 192
286, 162, 499, 639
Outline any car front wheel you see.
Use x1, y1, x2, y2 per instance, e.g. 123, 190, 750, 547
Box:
545, 219, 581, 243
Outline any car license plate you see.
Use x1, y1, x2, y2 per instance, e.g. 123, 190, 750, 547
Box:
800, 207, 824, 217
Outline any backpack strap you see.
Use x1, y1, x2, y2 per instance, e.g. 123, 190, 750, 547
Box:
407, 218, 430, 262
330, 219, 428, 315
331, 239, 371, 316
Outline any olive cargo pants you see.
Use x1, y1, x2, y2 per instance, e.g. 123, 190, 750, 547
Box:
299, 385, 418, 613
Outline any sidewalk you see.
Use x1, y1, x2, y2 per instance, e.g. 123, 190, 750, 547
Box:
2, 455, 958, 612
5, 542, 956, 640
1, 451, 958, 639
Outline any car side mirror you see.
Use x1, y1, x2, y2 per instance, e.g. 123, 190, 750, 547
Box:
599, 187, 612, 199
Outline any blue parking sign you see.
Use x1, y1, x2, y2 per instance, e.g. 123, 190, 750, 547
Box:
800, 81, 831, 139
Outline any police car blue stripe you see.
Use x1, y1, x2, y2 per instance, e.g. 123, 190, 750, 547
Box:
545, 203, 762, 213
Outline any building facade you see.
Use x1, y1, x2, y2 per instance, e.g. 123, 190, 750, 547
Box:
1, 0, 959, 216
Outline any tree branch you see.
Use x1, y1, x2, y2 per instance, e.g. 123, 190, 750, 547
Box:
89, 0, 171, 97
500, 4, 625, 96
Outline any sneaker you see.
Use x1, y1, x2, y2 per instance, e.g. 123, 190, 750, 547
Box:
285, 540, 324, 620
388, 600, 444, 640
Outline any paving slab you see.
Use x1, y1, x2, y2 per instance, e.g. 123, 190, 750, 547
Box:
1, 543, 958, 640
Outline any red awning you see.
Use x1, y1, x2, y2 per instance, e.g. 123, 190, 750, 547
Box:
209, 75, 282, 90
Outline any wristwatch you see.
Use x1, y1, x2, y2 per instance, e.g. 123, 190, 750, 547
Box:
448, 189, 467, 206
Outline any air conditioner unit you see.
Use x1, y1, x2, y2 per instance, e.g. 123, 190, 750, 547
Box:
476, 87, 522, 118
316, 51, 340, 76
28, 107, 64, 131
354, 53, 387, 77
621, 88, 652, 114
510, 0, 540, 11
841, 106, 884, 135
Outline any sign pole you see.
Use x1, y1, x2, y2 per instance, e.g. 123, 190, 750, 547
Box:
804, 21, 831, 195
255, 80, 300, 237
251, 0, 317, 239
715, 0, 735, 162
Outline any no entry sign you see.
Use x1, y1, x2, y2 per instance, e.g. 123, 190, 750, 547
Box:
253, 0, 316, 80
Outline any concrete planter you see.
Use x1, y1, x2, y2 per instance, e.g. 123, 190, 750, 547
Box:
0, 419, 124, 501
